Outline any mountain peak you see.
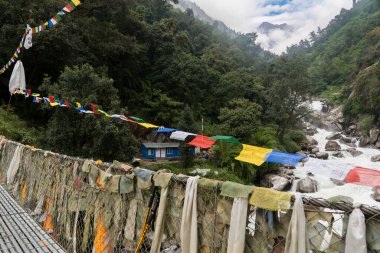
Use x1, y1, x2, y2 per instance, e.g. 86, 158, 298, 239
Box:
258, 22, 293, 34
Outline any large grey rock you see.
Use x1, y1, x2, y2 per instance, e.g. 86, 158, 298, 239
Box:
376, 140, 380, 149
261, 174, 292, 191
371, 155, 380, 162
325, 141, 341, 151
306, 136, 318, 146
332, 151, 345, 158
311, 147, 320, 154
340, 137, 355, 144
297, 177, 318, 193
369, 129, 380, 144
344, 142, 357, 148
372, 187, 380, 202
326, 133, 342, 140
316, 152, 329, 160
347, 148, 363, 157
305, 127, 318, 136
359, 136, 371, 147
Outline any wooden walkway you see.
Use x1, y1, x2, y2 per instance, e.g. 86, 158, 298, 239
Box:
0, 185, 66, 253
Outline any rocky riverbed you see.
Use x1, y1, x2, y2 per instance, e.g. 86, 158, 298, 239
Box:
262, 101, 380, 207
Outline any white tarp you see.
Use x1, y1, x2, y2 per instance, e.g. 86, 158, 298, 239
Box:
302, 158, 354, 181
170, 131, 196, 141
9, 61, 26, 93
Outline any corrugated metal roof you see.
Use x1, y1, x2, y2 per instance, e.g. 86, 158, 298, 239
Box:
142, 142, 180, 148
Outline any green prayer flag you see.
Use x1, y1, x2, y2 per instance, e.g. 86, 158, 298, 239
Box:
129, 116, 145, 122
209, 135, 240, 144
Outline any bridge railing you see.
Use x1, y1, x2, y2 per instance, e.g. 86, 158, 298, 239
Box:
0, 138, 380, 253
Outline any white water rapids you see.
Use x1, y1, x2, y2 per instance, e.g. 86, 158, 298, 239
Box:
294, 101, 380, 207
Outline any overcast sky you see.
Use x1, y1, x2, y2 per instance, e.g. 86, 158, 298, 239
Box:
190, 0, 353, 53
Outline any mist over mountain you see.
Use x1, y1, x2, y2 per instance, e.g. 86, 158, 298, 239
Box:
174, 0, 238, 38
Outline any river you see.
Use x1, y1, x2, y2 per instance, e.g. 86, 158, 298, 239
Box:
294, 101, 380, 207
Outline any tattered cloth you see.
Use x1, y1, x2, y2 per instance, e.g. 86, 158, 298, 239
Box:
249, 187, 292, 211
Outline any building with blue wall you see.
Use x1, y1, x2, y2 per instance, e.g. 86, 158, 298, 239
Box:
140, 142, 195, 159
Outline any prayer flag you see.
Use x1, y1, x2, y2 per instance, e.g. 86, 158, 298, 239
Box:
154, 127, 177, 133
48, 17, 58, 27
90, 103, 100, 115
119, 115, 137, 123
49, 96, 55, 103
55, 14, 62, 22
187, 135, 216, 149
63, 3, 74, 12
138, 123, 160, 129
65, 100, 71, 108
235, 144, 272, 166
170, 131, 196, 141
71, 0, 81, 6
265, 151, 306, 166
209, 135, 240, 144
33, 97, 41, 103
98, 109, 112, 118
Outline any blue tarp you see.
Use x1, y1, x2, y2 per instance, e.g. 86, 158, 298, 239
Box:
265, 151, 307, 166
154, 128, 177, 133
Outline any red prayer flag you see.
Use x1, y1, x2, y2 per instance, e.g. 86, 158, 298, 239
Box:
49, 96, 55, 103
64, 100, 71, 108
187, 135, 216, 149
90, 103, 100, 115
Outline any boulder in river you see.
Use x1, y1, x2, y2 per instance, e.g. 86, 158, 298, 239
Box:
261, 174, 292, 191
369, 129, 380, 145
296, 177, 318, 193
306, 136, 318, 146
371, 155, 380, 162
372, 187, 380, 202
326, 133, 342, 140
359, 136, 371, 147
311, 147, 320, 154
332, 151, 345, 158
346, 148, 363, 157
316, 152, 329, 160
325, 140, 341, 151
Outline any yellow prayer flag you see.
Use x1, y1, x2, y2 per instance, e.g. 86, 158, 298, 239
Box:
235, 144, 272, 166
98, 109, 112, 118
75, 102, 82, 108
138, 123, 159, 129
50, 102, 59, 107
249, 187, 292, 211
71, 0, 81, 6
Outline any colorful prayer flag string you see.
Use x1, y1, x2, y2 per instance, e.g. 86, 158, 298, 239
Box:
0, 0, 81, 76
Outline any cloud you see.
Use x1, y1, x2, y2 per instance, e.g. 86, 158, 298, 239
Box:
191, 0, 353, 53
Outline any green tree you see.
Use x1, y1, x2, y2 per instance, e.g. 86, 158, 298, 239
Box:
266, 55, 311, 141
177, 105, 198, 168
39, 64, 137, 161
218, 98, 262, 141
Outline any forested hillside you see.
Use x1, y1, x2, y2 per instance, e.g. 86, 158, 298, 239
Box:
294, 0, 380, 132
0, 0, 310, 163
